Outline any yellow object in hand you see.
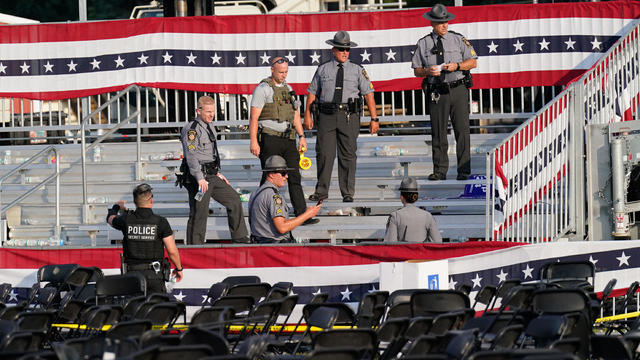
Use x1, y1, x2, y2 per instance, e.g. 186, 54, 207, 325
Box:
299, 148, 312, 170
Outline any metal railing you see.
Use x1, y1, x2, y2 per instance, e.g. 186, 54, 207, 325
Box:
80, 85, 141, 223
486, 19, 640, 243
0, 84, 557, 144
0, 145, 61, 244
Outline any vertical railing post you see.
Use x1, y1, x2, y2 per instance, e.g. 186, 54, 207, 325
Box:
136, 87, 143, 181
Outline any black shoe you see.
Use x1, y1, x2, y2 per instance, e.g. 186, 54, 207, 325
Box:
457, 174, 469, 181
428, 173, 446, 181
302, 218, 320, 225
232, 236, 251, 244
343, 195, 354, 203
309, 194, 321, 201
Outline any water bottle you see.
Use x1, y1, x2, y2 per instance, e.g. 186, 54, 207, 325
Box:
3, 150, 11, 165
47, 237, 64, 246
194, 187, 204, 202
391, 168, 405, 177
166, 274, 177, 294
92, 146, 102, 162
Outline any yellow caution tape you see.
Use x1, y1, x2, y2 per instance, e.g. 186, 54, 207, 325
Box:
595, 311, 640, 323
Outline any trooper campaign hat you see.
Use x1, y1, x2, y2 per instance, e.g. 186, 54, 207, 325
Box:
423, 4, 456, 22
399, 177, 419, 192
133, 183, 153, 199
263, 155, 295, 172
326, 30, 358, 48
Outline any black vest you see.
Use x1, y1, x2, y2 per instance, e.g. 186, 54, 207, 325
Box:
121, 208, 165, 264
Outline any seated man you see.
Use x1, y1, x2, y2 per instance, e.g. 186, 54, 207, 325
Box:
107, 183, 183, 293
384, 177, 442, 243
248, 155, 322, 243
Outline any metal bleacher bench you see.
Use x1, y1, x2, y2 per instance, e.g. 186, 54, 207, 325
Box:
162, 156, 431, 177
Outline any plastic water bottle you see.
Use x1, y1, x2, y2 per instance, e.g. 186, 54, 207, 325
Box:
47, 237, 64, 246
2, 150, 11, 165
92, 146, 102, 162
194, 187, 204, 202
391, 168, 405, 176
166, 274, 177, 294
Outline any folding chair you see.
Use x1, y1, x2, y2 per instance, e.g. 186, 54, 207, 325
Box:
180, 326, 230, 356
291, 306, 339, 355
472, 285, 498, 313
95, 273, 146, 306
222, 276, 260, 286
410, 290, 470, 317
201, 282, 230, 309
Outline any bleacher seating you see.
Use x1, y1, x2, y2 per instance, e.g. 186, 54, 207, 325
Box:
0, 133, 505, 245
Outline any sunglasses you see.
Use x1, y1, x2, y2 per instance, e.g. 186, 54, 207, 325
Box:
335, 47, 350, 52
272, 58, 289, 65
277, 171, 289, 177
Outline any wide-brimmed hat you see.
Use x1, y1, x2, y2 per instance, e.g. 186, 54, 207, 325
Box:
133, 183, 153, 198
325, 30, 358, 48
423, 4, 455, 22
399, 177, 419, 192
262, 155, 294, 172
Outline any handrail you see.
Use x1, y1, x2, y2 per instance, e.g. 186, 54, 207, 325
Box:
80, 85, 141, 223
0, 145, 61, 244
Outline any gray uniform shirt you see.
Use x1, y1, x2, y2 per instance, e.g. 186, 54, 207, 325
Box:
307, 59, 374, 103
180, 117, 218, 181
411, 31, 477, 84
383, 203, 442, 243
250, 81, 299, 133
248, 181, 290, 241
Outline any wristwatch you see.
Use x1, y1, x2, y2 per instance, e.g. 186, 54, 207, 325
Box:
371, 118, 379, 122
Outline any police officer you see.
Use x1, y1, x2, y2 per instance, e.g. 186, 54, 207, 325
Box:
180, 95, 249, 244
107, 183, 184, 293
304, 30, 379, 203
411, 4, 477, 181
249, 56, 318, 226
248, 155, 322, 243
384, 177, 442, 243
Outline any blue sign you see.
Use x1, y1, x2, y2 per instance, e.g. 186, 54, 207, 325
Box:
428, 274, 439, 290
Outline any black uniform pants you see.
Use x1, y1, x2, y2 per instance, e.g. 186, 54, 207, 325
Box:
315, 110, 360, 198
186, 174, 248, 244
429, 84, 471, 177
258, 133, 307, 217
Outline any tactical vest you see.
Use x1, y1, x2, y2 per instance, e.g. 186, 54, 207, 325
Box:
258, 78, 296, 125
121, 211, 165, 263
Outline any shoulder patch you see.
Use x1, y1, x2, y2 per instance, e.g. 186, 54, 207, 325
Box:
273, 194, 283, 206
187, 130, 197, 142
462, 37, 472, 48
362, 68, 370, 81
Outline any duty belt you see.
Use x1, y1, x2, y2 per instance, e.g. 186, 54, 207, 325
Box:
318, 102, 350, 114
431, 79, 465, 94
127, 261, 161, 272
260, 127, 294, 139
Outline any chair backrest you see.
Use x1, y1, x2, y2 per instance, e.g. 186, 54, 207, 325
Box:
541, 261, 595, 285
312, 328, 377, 352
180, 326, 230, 355
16, 310, 56, 332
304, 303, 356, 327
221, 275, 261, 286
36, 286, 58, 309
106, 319, 152, 340
410, 290, 470, 317
310, 292, 329, 304
204, 282, 229, 305
531, 289, 591, 317
95, 273, 146, 301
376, 317, 409, 343
138, 302, 181, 326
305, 306, 340, 329
226, 283, 271, 303
387, 289, 421, 307
37, 264, 79, 285
190, 306, 235, 327
212, 295, 255, 315
473, 285, 497, 308
273, 281, 293, 293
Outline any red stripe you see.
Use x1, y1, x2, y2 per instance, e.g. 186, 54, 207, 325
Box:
1, 2, 638, 43
0, 242, 522, 269
0, 69, 590, 100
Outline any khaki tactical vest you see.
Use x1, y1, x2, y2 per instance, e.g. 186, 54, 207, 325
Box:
258, 78, 296, 125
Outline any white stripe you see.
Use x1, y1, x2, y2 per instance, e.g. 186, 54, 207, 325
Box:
0, 16, 633, 60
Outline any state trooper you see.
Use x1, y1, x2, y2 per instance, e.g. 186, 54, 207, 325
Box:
249, 56, 318, 225
248, 155, 322, 243
179, 95, 249, 244
107, 183, 184, 293
304, 30, 379, 203
411, 4, 478, 181
384, 177, 442, 243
